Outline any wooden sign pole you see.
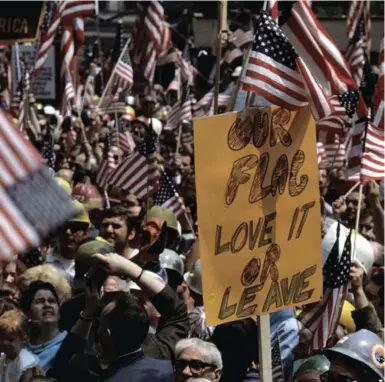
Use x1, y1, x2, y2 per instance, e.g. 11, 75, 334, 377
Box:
213, 0, 227, 114
258, 315, 273, 382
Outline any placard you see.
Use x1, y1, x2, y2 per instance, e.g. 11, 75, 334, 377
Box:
194, 106, 322, 326
13, 45, 56, 100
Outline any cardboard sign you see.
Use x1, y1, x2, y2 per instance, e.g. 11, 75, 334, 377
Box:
0, 2, 44, 44
13, 45, 56, 100
194, 106, 322, 326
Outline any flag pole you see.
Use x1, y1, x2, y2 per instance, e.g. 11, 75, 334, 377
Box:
114, 109, 120, 151
213, 0, 227, 114
95, 0, 104, 91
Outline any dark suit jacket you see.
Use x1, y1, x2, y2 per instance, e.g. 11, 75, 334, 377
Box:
104, 350, 174, 382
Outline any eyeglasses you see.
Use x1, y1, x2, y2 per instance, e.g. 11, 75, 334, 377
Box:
320, 371, 356, 382
174, 359, 216, 375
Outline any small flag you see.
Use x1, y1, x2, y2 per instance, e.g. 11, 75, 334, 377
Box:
42, 126, 56, 169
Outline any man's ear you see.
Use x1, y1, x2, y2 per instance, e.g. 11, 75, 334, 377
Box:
128, 228, 136, 241
214, 368, 222, 382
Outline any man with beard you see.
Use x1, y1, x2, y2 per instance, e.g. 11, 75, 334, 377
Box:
46, 201, 90, 284
99, 205, 142, 259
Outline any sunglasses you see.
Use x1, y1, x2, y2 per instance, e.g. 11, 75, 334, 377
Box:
174, 359, 216, 375
320, 371, 356, 382
58, 222, 89, 234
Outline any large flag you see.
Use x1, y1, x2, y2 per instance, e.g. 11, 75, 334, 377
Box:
299, 223, 351, 352
34, 1, 67, 76
242, 11, 334, 121
373, 37, 384, 130
0, 110, 78, 260
153, 172, 186, 217
281, 1, 358, 95
108, 130, 159, 200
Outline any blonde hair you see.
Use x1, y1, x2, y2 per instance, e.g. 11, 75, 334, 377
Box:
0, 309, 27, 338
18, 265, 72, 303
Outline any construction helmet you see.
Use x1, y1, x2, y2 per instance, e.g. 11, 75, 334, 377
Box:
339, 300, 356, 334
159, 249, 184, 277
323, 329, 385, 379
147, 206, 179, 232
125, 105, 136, 118
56, 177, 72, 195
69, 200, 91, 225
294, 355, 330, 376
322, 221, 374, 273
184, 259, 202, 295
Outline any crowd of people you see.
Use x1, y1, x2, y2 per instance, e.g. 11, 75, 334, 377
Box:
0, 11, 383, 382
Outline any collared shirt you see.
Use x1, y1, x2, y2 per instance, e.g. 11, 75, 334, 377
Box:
46, 250, 75, 284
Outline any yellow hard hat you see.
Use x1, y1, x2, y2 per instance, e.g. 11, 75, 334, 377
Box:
69, 200, 91, 225
56, 177, 72, 195
92, 95, 100, 103
339, 300, 356, 333
12, 118, 17, 125
125, 105, 135, 117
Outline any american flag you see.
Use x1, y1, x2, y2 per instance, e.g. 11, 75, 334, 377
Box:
193, 90, 215, 118
0, 110, 78, 260
318, 132, 347, 169
95, 134, 116, 188
98, 96, 126, 115
281, 1, 358, 95
131, 1, 169, 83
111, 121, 136, 155
61, 24, 75, 81
111, 40, 134, 91
165, 83, 192, 130
360, 120, 385, 181
271, 334, 284, 381
177, 45, 195, 86
108, 130, 159, 200
61, 0, 96, 22
346, 116, 368, 181
153, 172, 185, 217
42, 126, 56, 169
34, 1, 67, 76
157, 48, 179, 66
316, 90, 359, 134
242, 11, 334, 121
345, 15, 368, 87
74, 17, 85, 48
299, 224, 351, 352
347, 1, 371, 56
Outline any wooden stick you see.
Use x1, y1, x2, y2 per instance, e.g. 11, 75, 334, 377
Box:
175, 124, 183, 154
213, 0, 226, 114
258, 315, 272, 382
343, 182, 360, 199
95, 0, 104, 90
104, 189, 110, 209
352, 183, 364, 262
114, 109, 120, 150
184, 211, 196, 235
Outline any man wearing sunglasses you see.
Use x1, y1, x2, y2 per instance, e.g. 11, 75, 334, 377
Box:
321, 329, 384, 382
174, 338, 222, 382
46, 201, 91, 284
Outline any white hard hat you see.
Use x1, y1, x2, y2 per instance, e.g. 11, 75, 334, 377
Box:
44, 105, 56, 115
151, 118, 163, 136
232, 66, 242, 77
128, 271, 164, 291
159, 249, 184, 277
322, 221, 374, 273
184, 259, 202, 295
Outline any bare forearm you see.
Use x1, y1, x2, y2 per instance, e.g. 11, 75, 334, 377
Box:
371, 200, 384, 244
353, 287, 369, 309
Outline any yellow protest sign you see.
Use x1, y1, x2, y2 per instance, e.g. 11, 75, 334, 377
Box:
194, 106, 322, 326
